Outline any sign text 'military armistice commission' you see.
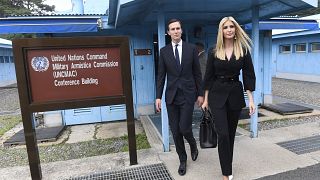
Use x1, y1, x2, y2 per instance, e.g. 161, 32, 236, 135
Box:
27, 47, 123, 103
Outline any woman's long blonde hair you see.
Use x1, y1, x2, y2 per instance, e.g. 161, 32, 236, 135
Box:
215, 16, 252, 60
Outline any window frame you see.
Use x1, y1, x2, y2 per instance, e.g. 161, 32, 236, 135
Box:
0, 56, 4, 63
310, 42, 320, 52
4, 56, 10, 63
279, 44, 291, 54
294, 43, 306, 53
9, 56, 14, 63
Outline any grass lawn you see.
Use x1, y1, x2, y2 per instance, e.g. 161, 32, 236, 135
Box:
0, 132, 150, 168
0, 115, 21, 137
0, 115, 151, 167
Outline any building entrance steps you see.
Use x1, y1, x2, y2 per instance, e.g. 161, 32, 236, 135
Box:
3, 126, 65, 146
262, 102, 313, 115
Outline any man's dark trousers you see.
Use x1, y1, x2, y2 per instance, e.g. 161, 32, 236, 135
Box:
166, 89, 197, 162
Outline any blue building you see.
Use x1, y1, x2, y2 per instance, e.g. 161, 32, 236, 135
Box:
272, 28, 320, 83
0, 38, 15, 85
0, 0, 318, 145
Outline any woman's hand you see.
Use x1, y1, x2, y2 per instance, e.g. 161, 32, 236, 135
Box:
201, 90, 209, 110
246, 90, 255, 116
201, 100, 208, 110
248, 101, 255, 116
155, 99, 161, 112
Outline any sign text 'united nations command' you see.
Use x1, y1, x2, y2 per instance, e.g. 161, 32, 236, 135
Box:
27, 47, 123, 102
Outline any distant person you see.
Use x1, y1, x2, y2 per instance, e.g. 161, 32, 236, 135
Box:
195, 42, 207, 80
202, 16, 256, 180
156, 19, 203, 176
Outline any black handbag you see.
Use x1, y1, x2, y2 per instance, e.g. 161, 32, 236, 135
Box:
199, 108, 217, 148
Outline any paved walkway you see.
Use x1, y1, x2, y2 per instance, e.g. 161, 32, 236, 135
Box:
0, 80, 16, 88
0, 78, 319, 179
0, 110, 319, 180
144, 115, 320, 180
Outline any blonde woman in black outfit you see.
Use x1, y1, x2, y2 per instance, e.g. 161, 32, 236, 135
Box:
201, 16, 256, 180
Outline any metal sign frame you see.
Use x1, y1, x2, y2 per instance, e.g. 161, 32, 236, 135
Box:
13, 36, 137, 179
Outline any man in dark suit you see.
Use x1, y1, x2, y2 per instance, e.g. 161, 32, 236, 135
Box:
195, 42, 207, 80
155, 19, 204, 176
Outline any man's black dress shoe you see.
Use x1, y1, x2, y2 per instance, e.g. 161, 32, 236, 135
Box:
178, 161, 187, 176
191, 147, 198, 161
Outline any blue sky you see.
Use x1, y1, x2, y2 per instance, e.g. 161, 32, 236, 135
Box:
44, 0, 109, 14
44, 0, 73, 12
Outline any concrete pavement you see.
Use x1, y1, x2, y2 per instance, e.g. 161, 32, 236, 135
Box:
0, 80, 16, 88
0, 113, 319, 179
144, 116, 320, 180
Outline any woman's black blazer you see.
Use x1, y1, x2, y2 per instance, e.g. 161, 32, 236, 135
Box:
203, 51, 256, 110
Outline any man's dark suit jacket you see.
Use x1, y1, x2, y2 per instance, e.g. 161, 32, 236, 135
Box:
156, 42, 203, 104
198, 51, 207, 80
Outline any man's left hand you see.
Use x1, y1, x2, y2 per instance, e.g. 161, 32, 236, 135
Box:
197, 96, 204, 107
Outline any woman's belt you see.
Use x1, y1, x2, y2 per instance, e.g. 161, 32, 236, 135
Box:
215, 75, 239, 82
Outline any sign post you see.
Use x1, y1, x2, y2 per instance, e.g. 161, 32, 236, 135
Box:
13, 36, 137, 179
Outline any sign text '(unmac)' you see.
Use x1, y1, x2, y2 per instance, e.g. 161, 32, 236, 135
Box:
50, 53, 119, 87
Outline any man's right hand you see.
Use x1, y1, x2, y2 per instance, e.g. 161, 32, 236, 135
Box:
156, 99, 162, 112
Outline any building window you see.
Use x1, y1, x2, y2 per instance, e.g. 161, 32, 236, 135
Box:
295, 43, 306, 52
10, 56, 14, 63
311, 42, 320, 52
0, 56, 4, 63
279, 44, 291, 53
4, 56, 10, 63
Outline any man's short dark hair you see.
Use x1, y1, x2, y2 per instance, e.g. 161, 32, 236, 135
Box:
167, 19, 182, 31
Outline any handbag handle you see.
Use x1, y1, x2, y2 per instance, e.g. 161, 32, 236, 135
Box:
201, 107, 212, 120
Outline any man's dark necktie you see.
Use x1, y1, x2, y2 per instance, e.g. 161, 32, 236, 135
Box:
175, 44, 181, 71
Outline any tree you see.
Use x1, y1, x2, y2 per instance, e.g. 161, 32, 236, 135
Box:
286, 0, 320, 17
0, 0, 55, 17
0, 0, 55, 40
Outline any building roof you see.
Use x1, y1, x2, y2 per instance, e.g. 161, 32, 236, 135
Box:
6, 14, 107, 18
272, 29, 320, 39
108, 0, 318, 27
0, 38, 12, 48
245, 19, 319, 30
0, 0, 317, 34
0, 16, 102, 34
